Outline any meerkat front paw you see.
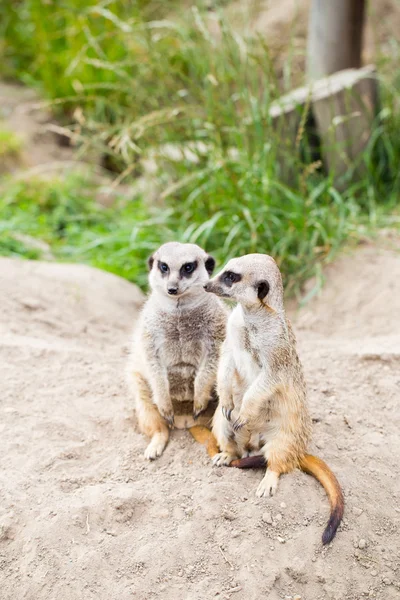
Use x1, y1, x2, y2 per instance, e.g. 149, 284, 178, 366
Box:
212, 452, 237, 467
158, 405, 175, 428
232, 414, 250, 431
222, 406, 233, 421
193, 396, 209, 420
220, 396, 234, 421
256, 470, 279, 498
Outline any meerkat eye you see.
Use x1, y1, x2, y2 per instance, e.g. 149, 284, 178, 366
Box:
180, 261, 197, 277
159, 262, 169, 274
224, 271, 241, 285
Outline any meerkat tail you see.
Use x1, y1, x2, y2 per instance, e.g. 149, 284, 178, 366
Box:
189, 425, 220, 459
299, 454, 344, 545
230, 455, 266, 468
232, 453, 344, 544
190, 427, 343, 543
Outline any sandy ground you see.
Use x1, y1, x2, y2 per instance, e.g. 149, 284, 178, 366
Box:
1, 238, 400, 600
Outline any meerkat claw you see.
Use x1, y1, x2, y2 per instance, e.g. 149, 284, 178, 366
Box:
193, 407, 205, 420
222, 406, 233, 421
233, 416, 248, 431
161, 411, 175, 428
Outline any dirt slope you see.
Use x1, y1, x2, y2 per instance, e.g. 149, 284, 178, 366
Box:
1, 243, 399, 600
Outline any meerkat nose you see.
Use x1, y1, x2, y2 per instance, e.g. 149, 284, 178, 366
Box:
168, 287, 178, 295
203, 283, 209, 291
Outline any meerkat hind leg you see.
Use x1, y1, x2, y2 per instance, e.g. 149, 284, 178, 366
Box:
144, 430, 169, 460
133, 373, 169, 460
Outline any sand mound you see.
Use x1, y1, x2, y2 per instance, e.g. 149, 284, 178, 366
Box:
1, 248, 399, 600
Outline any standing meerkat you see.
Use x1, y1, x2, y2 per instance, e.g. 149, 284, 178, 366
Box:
203, 253, 344, 544
127, 242, 228, 460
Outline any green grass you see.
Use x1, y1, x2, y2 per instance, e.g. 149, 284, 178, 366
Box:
1, 1, 400, 295
0, 167, 397, 295
0, 126, 22, 160
0, 174, 174, 288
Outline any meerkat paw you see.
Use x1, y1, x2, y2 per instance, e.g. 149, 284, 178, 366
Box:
212, 451, 237, 467
256, 471, 279, 498
221, 405, 234, 421
159, 407, 175, 428
144, 432, 168, 460
232, 414, 249, 432
218, 393, 234, 421
193, 398, 209, 420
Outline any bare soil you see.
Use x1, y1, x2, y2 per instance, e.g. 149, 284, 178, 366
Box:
0, 82, 75, 172
1, 237, 400, 600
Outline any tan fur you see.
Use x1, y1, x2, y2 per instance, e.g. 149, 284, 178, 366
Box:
127, 242, 228, 460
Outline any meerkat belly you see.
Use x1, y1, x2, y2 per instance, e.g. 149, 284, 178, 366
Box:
161, 320, 205, 402
233, 345, 261, 387
167, 363, 196, 402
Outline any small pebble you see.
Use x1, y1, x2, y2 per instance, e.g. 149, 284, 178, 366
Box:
371, 570, 377, 577
262, 512, 273, 525
358, 539, 367, 549
280, 502, 287, 509
353, 507, 363, 517
276, 513, 283, 521
277, 536, 285, 544
383, 577, 391, 585
223, 511, 236, 521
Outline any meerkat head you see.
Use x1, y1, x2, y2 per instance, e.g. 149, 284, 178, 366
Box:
147, 242, 215, 301
204, 253, 284, 311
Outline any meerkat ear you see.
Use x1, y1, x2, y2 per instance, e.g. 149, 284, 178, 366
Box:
257, 280, 270, 300
147, 255, 154, 270
205, 255, 216, 275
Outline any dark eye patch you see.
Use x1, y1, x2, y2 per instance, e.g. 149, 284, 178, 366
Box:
180, 261, 197, 278
223, 271, 242, 287
158, 261, 169, 275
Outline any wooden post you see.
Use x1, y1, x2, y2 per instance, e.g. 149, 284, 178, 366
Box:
307, 0, 366, 81
269, 65, 378, 182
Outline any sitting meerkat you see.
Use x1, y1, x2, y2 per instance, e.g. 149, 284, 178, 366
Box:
127, 242, 228, 460
204, 253, 344, 544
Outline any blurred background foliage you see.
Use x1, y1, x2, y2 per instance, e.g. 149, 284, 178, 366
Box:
0, 0, 399, 292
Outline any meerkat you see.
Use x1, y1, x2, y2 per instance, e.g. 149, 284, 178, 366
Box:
203, 253, 344, 544
127, 242, 228, 460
